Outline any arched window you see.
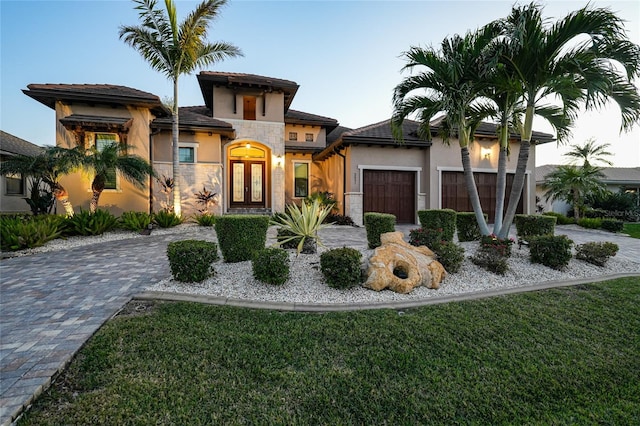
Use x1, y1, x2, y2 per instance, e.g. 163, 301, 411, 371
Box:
229, 144, 265, 158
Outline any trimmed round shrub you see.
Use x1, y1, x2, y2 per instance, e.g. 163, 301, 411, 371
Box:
252, 248, 290, 285
433, 241, 465, 273
601, 219, 624, 233
575, 241, 619, 267
417, 209, 456, 242
456, 212, 487, 242
215, 215, 270, 262
529, 235, 573, 270
364, 212, 396, 249
514, 214, 556, 242
167, 240, 219, 282
320, 247, 363, 289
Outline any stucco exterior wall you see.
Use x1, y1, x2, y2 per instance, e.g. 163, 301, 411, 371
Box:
284, 125, 326, 149
212, 87, 285, 123
54, 101, 155, 214
0, 171, 33, 213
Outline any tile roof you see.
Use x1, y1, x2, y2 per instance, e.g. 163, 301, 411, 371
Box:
431, 115, 555, 144
59, 115, 133, 132
23, 84, 170, 117
152, 106, 234, 134
0, 131, 44, 157
285, 109, 339, 131
197, 71, 299, 112
535, 165, 640, 184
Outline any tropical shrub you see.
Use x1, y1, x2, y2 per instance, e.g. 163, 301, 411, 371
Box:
194, 186, 218, 213
471, 250, 509, 275
324, 213, 355, 226
153, 210, 183, 228
119, 211, 152, 231
305, 191, 337, 212
64, 209, 118, 236
274, 199, 332, 254
575, 241, 619, 267
479, 234, 514, 258
577, 217, 602, 229
600, 219, 624, 233
167, 240, 219, 282
417, 209, 456, 242
364, 212, 396, 249
529, 235, 573, 270
320, 247, 362, 289
409, 227, 444, 249
216, 215, 270, 262
0, 215, 62, 251
542, 211, 575, 225
514, 214, 556, 244
252, 248, 289, 285
193, 212, 216, 227
456, 212, 487, 242
433, 241, 465, 273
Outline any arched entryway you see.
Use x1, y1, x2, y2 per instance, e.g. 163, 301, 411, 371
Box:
227, 140, 270, 210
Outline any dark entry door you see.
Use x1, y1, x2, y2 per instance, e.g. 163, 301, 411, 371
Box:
363, 170, 416, 224
230, 160, 265, 208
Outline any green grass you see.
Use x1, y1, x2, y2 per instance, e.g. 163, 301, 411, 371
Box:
623, 223, 640, 238
19, 278, 640, 425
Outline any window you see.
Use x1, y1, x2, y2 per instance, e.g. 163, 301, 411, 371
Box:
243, 96, 256, 120
305, 133, 314, 142
179, 147, 195, 163
289, 132, 298, 142
294, 162, 309, 198
5, 173, 24, 195
95, 133, 118, 190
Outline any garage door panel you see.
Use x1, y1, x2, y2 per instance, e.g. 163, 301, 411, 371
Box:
363, 170, 416, 224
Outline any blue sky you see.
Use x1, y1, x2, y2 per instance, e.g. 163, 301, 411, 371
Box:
1, 0, 639, 167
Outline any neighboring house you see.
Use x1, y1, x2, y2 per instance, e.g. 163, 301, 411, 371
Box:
535, 165, 640, 214
0, 131, 44, 213
23, 72, 554, 224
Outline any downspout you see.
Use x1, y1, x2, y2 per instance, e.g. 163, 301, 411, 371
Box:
334, 147, 347, 216
149, 127, 162, 215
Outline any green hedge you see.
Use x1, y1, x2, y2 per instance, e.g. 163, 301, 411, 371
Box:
215, 215, 270, 262
601, 219, 624, 233
542, 211, 575, 225
514, 214, 556, 242
577, 217, 602, 229
167, 240, 219, 282
456, 212, 488, 242
363, 213, 396, 249
252, 248, 290, 285
320, 247, 363, 289
529, 235, 573, 270
417, 209, 456, 242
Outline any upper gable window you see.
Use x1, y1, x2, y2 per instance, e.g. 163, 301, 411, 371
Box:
289, 132, 298, 142
305, 133, 314, 142
243, 96, 256, 120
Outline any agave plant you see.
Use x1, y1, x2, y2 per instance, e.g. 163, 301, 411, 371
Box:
272, 199, 333, 254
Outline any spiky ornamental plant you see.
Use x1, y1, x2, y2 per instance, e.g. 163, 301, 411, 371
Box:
271, 199, 333, 254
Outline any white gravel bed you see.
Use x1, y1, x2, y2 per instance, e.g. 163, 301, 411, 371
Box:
147, 241, 640, 305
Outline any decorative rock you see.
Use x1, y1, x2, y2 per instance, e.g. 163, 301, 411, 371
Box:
364, 231, 446, 294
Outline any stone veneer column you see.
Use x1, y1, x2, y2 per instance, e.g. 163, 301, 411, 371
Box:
345, 192, 363, 226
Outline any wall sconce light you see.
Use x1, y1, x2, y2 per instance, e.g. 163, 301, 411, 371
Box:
276, 155, 283, 167
481, 147, 491, 159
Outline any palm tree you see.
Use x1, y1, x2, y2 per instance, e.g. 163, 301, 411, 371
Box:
120, 0, 242, 216
493, 3, 640, 238
77, 142, 154, 213
542, 165, 607, 220
564, 138, 613, 168
392, 26, 498, 236
0, 147, 81, 216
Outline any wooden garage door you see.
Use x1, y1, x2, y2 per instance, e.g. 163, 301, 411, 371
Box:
441, 171, 524, 222
363, 170, 416, 224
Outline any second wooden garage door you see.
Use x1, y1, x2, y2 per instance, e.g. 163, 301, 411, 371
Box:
363, 170, 416, 224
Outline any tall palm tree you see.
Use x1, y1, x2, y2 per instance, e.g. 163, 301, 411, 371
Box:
564, 138, 613, 167
120, 0, 242, 216
493, 3, 640, 238
542, 164, 607, 220
392, 26, 498, 236
77, 142, 154, 213
0, 147, 81, 216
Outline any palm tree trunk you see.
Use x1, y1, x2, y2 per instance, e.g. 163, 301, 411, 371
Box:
460, 146, 490, 236
573, 190, 581, 220
172, 78, 181, 217
90, 189, 101, 214
492, 124, 509, 236
52, 182, 74, 217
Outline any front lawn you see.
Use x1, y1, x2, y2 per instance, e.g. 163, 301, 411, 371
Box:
623, 222, 640, 238
19, 278, 640, 425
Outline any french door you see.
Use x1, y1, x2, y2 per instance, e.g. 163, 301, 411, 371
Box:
230, 160, 265, 208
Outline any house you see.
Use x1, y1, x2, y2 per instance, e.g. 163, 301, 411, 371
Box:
0, 131, 44, 213
536, 165, 640, 214
23, 72, 554, 224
